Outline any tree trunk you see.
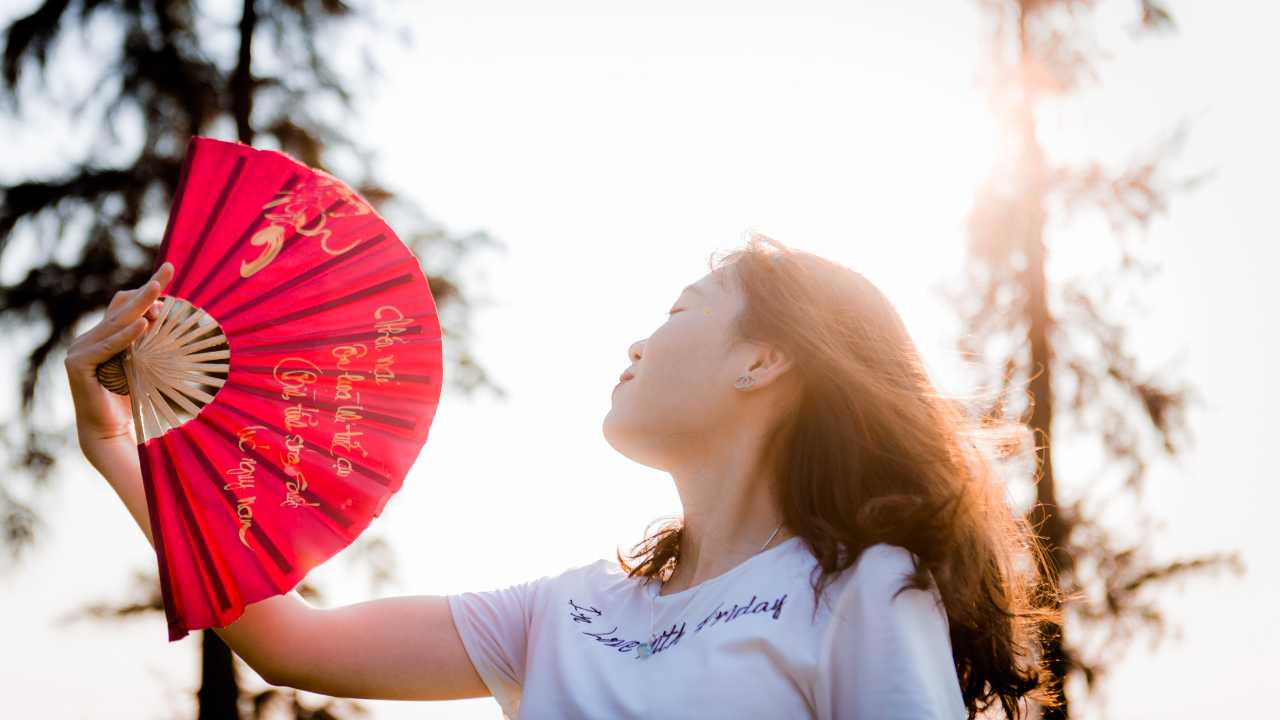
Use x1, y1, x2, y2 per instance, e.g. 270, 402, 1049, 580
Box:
232, 0, 257, 144
1015, 7, 1072, 718
196, 629, 242, 720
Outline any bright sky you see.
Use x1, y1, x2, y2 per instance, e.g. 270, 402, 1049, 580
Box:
2, 1, 1276, 718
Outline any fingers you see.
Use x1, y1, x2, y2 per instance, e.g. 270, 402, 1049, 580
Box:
107, 287, 132, 313
106, 261, 175, 310
68, 316, 150, 370
98, 262, 175, 338
152, 261, 175, 290
122, 262, 174, 319
101, 316, 151, 359
106, 262, 171, 311
66, 262, 175, 381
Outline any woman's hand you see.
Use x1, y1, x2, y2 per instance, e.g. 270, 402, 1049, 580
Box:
64, 262, 174, 452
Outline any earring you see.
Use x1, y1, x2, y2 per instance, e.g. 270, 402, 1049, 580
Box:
735, 374, 755, 389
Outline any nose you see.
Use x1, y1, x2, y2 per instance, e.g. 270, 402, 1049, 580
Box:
620, 340, 643, 381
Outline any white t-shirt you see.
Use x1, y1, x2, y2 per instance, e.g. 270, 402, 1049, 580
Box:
446, 538, 968, 719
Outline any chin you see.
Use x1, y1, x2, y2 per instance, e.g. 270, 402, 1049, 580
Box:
601, 411, 640, 460
601, 409, 625, 449
601, 416, 671, 471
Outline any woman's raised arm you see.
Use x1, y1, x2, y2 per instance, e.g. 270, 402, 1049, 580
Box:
64, 263, 490, 701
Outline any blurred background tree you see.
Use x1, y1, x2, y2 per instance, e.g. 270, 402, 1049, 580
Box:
945, 1, 1244, 717
0, 1, 506, 717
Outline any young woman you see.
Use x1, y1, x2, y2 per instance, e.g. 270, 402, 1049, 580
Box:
67, 232, 1062, 719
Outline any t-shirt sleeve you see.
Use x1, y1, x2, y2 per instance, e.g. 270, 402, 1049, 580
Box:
447, 573, 550, 720
814, 544, 967, 720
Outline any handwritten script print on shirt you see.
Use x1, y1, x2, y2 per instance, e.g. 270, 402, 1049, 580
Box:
568, 591, 789, 660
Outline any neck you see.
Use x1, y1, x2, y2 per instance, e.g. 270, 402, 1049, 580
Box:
662, 451, 789, 595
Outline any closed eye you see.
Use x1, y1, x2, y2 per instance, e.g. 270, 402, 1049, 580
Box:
667, 308, 683, 316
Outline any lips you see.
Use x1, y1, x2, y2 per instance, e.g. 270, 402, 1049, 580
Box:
614, 372, 633, 394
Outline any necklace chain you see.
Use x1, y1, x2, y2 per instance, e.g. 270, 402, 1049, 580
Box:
636, 523, 784, 660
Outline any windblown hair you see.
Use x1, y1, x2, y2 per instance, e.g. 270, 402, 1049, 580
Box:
616, 232, 1064, 719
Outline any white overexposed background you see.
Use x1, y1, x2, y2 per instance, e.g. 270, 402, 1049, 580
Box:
1, 1, 1275, 718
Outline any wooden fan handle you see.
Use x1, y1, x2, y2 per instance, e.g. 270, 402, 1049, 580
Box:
95, 350, 131, 395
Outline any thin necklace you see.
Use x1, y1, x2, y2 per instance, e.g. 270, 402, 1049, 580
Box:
636, 522, 784, 660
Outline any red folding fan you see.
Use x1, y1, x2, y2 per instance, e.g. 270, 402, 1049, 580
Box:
94, 136, 442, 641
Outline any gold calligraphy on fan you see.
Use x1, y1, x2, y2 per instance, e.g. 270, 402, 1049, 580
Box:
216, 306, 420, 553
241, 174, 373, 278
223, 425, 271, 549
373, 305, 413, 351
270, 360, 323, 512
273, 357, 321, 401
280, 433, 320, 510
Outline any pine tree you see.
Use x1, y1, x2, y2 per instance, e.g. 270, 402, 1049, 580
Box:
0, 1, 506, 716
949, 1, 1244, 716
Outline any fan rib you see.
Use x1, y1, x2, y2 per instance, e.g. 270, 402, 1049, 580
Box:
149, 305, 205, 356
156, 360, 231, 374
168, 319, 222, 350
181, 333, 233, 355
125, 355, 146, 444
166, 380, 219, 406
150, 376, 204, 417
148, 384, 185, 430
141, 389, 167, 441
177, 350, 231, 362
136, 297, 178, 355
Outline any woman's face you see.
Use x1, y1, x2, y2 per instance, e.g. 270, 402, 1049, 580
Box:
602, 267, 758, 470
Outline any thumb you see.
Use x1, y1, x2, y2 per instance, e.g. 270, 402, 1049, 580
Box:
78, 317, 150, 370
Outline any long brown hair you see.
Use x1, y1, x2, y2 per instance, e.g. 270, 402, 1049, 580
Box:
616, 232, 1064, 719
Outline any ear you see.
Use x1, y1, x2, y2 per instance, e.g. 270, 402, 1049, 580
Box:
746, 345, 794, 388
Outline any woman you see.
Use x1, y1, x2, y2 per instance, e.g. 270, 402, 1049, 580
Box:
67, 232, 1062, 719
